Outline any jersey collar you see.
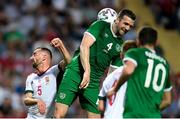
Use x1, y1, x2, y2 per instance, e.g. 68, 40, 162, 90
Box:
110, 22, 118, 38
147, 48, 156, 53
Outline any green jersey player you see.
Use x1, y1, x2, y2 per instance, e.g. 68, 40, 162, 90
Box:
54, 9, 136, 118
107, 27, 172, 118
98, 8, 123, 74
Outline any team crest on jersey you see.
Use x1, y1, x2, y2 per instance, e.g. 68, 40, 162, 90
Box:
59, 92, 66, 99
116, 44, 121, 52
45, 76, 49, 84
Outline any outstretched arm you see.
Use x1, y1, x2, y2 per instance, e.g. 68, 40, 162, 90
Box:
107, 60, 136, 96
51, 38, 72, 66
79, 33, 95, 89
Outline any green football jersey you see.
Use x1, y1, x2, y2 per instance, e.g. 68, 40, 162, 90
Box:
110, 56, 123, 68
123, 48, 172, 118
67, 20, 123, 80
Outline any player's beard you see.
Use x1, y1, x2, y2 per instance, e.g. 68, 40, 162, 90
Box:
117, 28, 127, 37
115, 31, 121, 37
32, 60, 42, 69
32, 62, 39, 69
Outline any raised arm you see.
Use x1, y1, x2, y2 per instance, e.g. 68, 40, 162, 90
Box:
51, 38, 72, 65
79, 33, 95, 89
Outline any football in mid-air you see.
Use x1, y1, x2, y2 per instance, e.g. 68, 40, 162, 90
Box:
97, 8, 117, 23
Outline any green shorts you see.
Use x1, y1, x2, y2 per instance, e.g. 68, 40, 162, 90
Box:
55, 68, 100, 114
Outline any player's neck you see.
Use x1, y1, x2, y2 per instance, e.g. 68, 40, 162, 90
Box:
112, 23, 118, 36
143, 45, 155, 53
35, 65, 50, 76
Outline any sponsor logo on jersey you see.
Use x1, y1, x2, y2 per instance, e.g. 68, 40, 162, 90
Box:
59, 92, 66, 99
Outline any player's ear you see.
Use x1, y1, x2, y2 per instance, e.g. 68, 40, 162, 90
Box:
42, 54, 47, 61
155, 39, 159, 46
115, 18, 120, 24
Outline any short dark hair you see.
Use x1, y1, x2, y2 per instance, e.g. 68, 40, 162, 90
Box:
118, 9, 136, 21
138, 27, 157, 45
36, 47, 52, 59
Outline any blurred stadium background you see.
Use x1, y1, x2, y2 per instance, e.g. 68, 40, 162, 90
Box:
0, 0, 179, 118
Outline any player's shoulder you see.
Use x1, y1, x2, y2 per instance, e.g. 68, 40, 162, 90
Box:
156, 54, 170, 67
125, 47, 139, 55
27, 73, 37, 80
126, 47, 148, 56
91, 20, 109, 26
46, 65, 59, 75
104, 67, 123, 84
28, 73, 36, 77
49, 64, 58, 71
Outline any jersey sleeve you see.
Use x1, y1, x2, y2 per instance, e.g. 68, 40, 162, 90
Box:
99, 74, 115, 100
25, 75, 34, 94
164, 70, 172, 92
98, 85, 106, 100
123, 48, 138, 66
98, 79, 111, 100
51, 65, 59, 77
85, 20, 107, 41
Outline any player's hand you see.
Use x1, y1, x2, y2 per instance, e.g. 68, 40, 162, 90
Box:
79, 71, 90, 89
107, 87, 116, 97
37, 99, 46, 114
50, 38, 63, 48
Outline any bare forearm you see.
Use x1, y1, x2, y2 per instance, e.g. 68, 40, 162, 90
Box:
80, 45, 90, 73
98, 100, 105, 112
114, 73, 130, 92
159, 100, 171, 110
159, 91, 172, 110
51, 38, 72, 64
57, 45, 71, 64
24, 97, 39, 106
114, 61, 135, 92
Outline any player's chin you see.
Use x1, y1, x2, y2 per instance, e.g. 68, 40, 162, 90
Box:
32, 62, 38, 68
119, 30, 126, 36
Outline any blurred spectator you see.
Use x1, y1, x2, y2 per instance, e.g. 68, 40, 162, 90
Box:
162, 72, 180, 118
0, 97, 14, 117
147, 0, 178, 30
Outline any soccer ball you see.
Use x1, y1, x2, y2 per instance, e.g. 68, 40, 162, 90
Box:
97, 8, 117, 23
